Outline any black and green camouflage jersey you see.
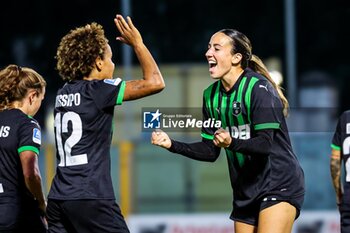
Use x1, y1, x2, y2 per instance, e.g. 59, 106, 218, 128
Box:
201, 68, 305, 208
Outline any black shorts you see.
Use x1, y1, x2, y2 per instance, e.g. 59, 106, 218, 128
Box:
339, 203, 350, 233
230, 193, 304, 226
0, 200, 47, 233
47, 199, 129, 233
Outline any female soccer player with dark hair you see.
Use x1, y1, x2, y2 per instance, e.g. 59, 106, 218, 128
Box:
152, 29, 304, 233
46, 15, 164, 233
0, 64, 47, 232
331, 110, 350, 233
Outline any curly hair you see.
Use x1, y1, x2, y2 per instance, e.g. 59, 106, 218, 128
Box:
56, 22, 109, 81
0, 64, 46, 111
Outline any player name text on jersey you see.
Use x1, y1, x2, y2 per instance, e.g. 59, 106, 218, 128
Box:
55, 93, 81, 107
0, 125, 10, 137
227, 124, 251, 140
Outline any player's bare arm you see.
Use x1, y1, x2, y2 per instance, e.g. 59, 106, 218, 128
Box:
114, 14, 165, 101
330, 148, 343, 205
20, 151, 46, 213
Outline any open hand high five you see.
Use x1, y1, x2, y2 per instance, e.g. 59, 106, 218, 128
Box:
114, 14, 142, 47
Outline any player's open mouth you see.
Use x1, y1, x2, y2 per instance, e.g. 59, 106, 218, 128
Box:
208, 60, 217, 73
208, 61, 217, 68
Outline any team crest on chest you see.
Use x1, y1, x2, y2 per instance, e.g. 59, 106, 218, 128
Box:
232, 101, 242, 116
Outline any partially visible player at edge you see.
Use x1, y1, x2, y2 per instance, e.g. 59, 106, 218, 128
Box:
152, 29, 304, 233
0, 64, 47, 232
330, 110, 350, 233
46, 14, 165, 233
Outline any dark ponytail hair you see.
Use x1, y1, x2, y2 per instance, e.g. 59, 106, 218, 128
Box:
219, 29, 289, 116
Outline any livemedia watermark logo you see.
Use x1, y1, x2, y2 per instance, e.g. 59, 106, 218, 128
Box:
141, 107, 341, 133
143, 109, 162, 129
142, 108, 221, 132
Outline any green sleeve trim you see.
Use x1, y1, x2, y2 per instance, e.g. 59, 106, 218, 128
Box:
201, 132, 214, 140
254, 122, 280, 130
18, 146, 39, 155
116, 81, 126, 105
331, 144, 341, 151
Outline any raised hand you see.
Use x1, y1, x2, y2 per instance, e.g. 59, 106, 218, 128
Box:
114, 14, 143, 47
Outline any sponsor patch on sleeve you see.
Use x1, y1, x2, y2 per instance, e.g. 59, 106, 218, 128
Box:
103, 78, 122, 86
32, 128, 41, 145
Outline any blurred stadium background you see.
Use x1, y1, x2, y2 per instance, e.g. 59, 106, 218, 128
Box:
1, 0, 350, 232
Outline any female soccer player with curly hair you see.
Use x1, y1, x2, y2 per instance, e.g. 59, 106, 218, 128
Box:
47, 15, 164, 233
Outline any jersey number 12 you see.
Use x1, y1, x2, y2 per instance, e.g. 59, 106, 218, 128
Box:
55, 112, 88, 167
